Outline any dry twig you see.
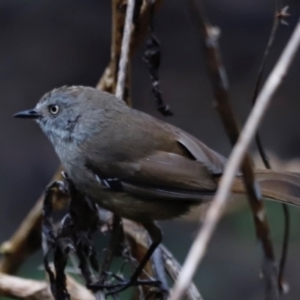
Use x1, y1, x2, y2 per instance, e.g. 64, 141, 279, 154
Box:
97, 0, 164, 98
115, 0, 135, 100
0, 167, 65, 274
182, 0, 279, 298
250, 0, 290, 292
161, 245, 203, 300
123, 220, 203, 300
170, 16, 300, 300
0, 273, 94, 300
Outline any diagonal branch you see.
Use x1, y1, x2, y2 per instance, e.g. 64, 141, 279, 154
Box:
0, 273, 95, 300
123, 220, 203, 300
169, 14, 300, 300
177, 1, 279, 299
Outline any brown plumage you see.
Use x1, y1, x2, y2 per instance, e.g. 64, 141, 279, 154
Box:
14, 85, 300, 291
14, 86, 300, 220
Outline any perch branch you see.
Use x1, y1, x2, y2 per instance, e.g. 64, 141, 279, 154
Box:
170, 16, 300, 300
123, 220, 203, 300
124, 220, 161, 299
0, 273, 95, 300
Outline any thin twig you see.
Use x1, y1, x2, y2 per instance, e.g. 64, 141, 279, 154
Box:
169, 17, 300, 300
161, 245, 203, 300
251, 0, 290, 291
97, 0, 164, 97
123, 220, 203, 300
0, 168, 65, 274
278, 205, 290, 293
252, 0, 284, 108
123, 220, 160, 299
0, 273, 95, 300
252, 3, 289, 171
252, 5, 282, 168
111, 2, 161, 298
115, 0, 135, 100
100, 215, 123, 282
143, 0, 173, 116
185, 0, 278, 298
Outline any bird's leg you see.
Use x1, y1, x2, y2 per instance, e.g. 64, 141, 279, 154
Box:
106, 222, 163, 296
129, 222, 162, 282
99, 214, 124, 282
88, 222, 163, 295
150, 244, 169, 294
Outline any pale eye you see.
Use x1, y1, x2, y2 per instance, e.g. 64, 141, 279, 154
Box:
49, 105, 59, 115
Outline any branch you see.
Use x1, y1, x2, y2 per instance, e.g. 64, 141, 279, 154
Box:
123, 220, 203, 300
0, 273, 94, 300
0, 168, 65, 274
123, 220, 161, 299
175, 0, 278, 298
161, 245, 203, 300
97, 0, 164, 96
143, 0, 173, 116
252, 2, 287, 110
250, 1, 290, 291
170, 16, 300, 300
115, 0, 135, 100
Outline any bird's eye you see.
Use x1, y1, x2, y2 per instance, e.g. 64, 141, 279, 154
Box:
49, 105, 59, 115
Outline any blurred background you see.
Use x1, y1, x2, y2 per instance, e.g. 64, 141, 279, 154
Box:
1, 0, 300, 299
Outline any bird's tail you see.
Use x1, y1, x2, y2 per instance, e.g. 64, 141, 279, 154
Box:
231, 169, 300, 207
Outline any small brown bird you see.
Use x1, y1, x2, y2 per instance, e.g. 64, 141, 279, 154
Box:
14, 86, 300, 290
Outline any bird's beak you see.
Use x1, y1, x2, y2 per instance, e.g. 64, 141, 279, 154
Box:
13, 109, 41, 119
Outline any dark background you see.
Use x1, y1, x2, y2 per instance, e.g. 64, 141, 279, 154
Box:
1, 0, 300, 299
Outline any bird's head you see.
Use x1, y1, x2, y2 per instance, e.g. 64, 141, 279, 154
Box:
14, 86, 97, 145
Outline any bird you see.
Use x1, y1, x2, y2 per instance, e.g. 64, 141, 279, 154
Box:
14, 85, 300, 292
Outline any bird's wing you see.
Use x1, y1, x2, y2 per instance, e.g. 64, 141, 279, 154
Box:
86, 150, 217, 202
174, 128, 226, 175
85, 138, 225, 203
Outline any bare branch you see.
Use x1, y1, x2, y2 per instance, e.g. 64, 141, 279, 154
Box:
0, 273, 94, 300
161, 245, 203, 300
175, 0, 279, 298
169, 17, 300, 300
123, 219, 203, 300
123, 220, 160, 299
250, 0, 290, 291
97, 0, 164, 97
0, 273, 53, 300
0, 168, 65, 274
251, 1, 287, 168
115, 0, 135, 100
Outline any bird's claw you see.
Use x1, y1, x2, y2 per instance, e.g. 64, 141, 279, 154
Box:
88, 278, 161, 296
105, 279, 161, 297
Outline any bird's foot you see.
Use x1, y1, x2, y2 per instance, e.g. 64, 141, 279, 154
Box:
88, 277, 161, 297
